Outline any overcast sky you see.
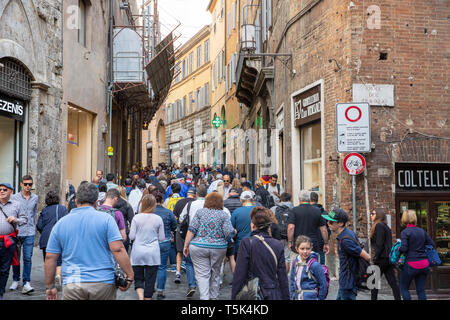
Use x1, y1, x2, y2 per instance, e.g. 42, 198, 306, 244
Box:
156, 0, 212, 46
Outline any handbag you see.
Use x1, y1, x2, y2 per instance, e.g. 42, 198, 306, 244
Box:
235, 235, 278, 300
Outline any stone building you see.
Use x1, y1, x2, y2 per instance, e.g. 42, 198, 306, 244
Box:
0, 0, 63, 207
235, 0, 450, 293
163, 26, 212, 166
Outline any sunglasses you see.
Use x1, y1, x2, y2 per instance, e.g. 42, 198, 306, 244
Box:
0, 188, 9, 192
223, 180, 230, 182
23, 183, 33, 187
370, 212, 376, 216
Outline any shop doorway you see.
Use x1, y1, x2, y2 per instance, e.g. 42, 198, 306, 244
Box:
396, 195, 450, 294
0, 116, 22, 189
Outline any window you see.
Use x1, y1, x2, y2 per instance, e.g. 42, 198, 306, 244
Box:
189, 92, 193, 114
182, 58, 187, 79
211, 65, 215, 92
78, 0, 88, 46
204, 40, 210, 63
182, 96, 187, 118
228, 11, 231, 37
196, 89, 201, 110
225, 63, 229, 93
204, 83, 210, 106
221, 0, 224, 18
174, 64, 180, 83
189, 52, 193, 74
197, 46, 202, 68
232, 53, 237, 83
231, 2, 236, 30
301, 122, 322, 202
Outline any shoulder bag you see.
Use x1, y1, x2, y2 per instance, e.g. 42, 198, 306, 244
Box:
235, 235, 278, 300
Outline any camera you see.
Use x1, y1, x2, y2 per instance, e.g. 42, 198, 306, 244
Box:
114, 266, 130, 288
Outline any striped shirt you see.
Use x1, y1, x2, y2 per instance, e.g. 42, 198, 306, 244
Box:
0, 199, 28, 235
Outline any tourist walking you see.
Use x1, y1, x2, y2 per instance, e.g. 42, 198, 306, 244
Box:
44, 183, 133, 300
152, 191, 177, 299
183, 192, 235, 300
369, 208, 401, 300
287, 190, 329, 257
98, 189, 127, 241
10, 175, 38, 294
115, 186, 135, 252
129, 179, 147, 214
322, 208, 371, 300
0, 183, 27, 300
289, 235, 328, 300
230, 191, 256, 257
36, 191, 68, 289
231, 207, 289, 300
399, 209, 435, 300
129, 194, 165, 300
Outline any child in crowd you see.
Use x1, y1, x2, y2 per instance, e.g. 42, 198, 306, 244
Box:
289, 235, 328, 300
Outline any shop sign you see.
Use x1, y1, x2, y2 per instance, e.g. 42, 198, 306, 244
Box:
396, 163, 450, 191
294, 85, 321, 127
0, 93, 25, 122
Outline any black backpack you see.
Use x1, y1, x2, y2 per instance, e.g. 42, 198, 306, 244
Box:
179, 202, 193, 240
274, 205, 290, 239
340, 235, 372, 291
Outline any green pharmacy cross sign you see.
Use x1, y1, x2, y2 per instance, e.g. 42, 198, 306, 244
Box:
212, 116, 224, 128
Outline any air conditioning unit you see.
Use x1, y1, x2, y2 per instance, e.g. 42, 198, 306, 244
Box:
240, 24, 256, 51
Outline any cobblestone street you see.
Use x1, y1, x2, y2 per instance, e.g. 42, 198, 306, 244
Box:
3, 247, 398, 301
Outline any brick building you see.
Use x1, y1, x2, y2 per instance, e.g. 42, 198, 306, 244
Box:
235, 0, 449, 293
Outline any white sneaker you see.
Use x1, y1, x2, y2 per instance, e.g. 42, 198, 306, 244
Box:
22, 282, 34, 294
9, 281, 19, 291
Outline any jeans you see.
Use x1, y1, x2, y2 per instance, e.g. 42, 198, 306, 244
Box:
12, 235, 34, 283
156, 241, 171, 291
169, 241, 177, 266
0, 241, 16, 296
337, 287, 357, 300
133, 265, 159, 298
318, 250, 326, 265
400, 263, 429, 300
185, 253, 196, 289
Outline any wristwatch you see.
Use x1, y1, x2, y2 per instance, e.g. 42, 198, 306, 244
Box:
46, 284, 56, 290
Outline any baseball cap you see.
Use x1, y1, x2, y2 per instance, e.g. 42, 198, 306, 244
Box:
322, 207, 349, 223
187, 188, 196, 195
0, 183, 14, 191
240, 191, 254, 201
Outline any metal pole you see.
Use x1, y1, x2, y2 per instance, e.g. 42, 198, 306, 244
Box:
352, 175, 357, 233
108, 0, 114, 173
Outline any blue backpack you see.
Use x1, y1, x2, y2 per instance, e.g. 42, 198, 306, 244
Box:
389, 240, 405, 265
425, 245, 441, 267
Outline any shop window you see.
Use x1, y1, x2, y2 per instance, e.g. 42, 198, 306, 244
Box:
301, 122, 322, 201
0, 117, 16, 184
399, 201, 428, 233
435, 201, 450, 266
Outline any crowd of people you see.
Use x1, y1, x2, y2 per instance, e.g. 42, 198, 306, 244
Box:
0, 164, 439, 301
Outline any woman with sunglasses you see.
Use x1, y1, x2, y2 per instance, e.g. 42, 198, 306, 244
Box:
369, 208, 401, 300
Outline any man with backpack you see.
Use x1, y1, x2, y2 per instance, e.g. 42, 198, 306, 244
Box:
310, 191, 331, 265
98, 189, 127, 242
270, 192, 293, 272
178, 185, 208, 298
265, 174, 284, 207
322, 207, 371, 300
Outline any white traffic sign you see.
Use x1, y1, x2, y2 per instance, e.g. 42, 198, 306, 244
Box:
336, 102, 371, 153
343, 153, 366, 175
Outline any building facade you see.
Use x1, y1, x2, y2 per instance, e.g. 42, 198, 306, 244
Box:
164, 26, 212, 166
0, 0, 63, 207
235, 0, 450, 293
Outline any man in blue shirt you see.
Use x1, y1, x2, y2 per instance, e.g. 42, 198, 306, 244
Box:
44, 183, 134, 300
230, 191, 256, 257
322, 207, 371, 300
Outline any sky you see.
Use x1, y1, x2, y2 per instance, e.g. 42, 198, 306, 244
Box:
156, 0, 212, 46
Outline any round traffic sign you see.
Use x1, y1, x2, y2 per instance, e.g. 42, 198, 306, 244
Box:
345, 105, 362, 122
343, 153, 366, 175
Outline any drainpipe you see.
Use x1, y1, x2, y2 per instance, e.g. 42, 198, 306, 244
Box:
108, 0, 114, 172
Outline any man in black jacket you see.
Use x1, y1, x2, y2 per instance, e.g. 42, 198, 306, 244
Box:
311, 191, 330, 265
224, 188, 242, 214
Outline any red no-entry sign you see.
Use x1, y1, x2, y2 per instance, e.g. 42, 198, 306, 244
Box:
336, 102, 371, 153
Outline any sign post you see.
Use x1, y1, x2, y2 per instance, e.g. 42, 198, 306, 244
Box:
343, 153, 366, 232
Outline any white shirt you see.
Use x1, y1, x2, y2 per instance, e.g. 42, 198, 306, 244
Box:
266, 184, 284, 204
179, 199, 231, 223
128, 188, 143, 214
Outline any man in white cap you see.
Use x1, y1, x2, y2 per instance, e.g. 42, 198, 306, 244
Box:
229, 191, 256, 257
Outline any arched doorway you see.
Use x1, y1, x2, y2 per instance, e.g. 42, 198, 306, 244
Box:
0, 57, 33, 189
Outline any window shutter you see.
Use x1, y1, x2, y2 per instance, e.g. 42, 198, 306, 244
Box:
231, 2, 236, 30
225, 64, 229, 93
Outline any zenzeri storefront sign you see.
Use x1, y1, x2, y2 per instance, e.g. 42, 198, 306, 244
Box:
0, 93, 25, 122
294, 84, 321, 127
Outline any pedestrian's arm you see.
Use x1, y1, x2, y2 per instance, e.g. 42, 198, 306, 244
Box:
320, 225, 329, 253
44, 252, 59, 300
129, 218, 136, 241
120, 228, 127, 241
36, 211, 44, 233
360, 249, 371, 262
110, 240, 134, 281
16, 203, 28, 226
287, 224, 295, 249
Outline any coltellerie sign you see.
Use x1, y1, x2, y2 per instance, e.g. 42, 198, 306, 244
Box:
396, 164, 450, 191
